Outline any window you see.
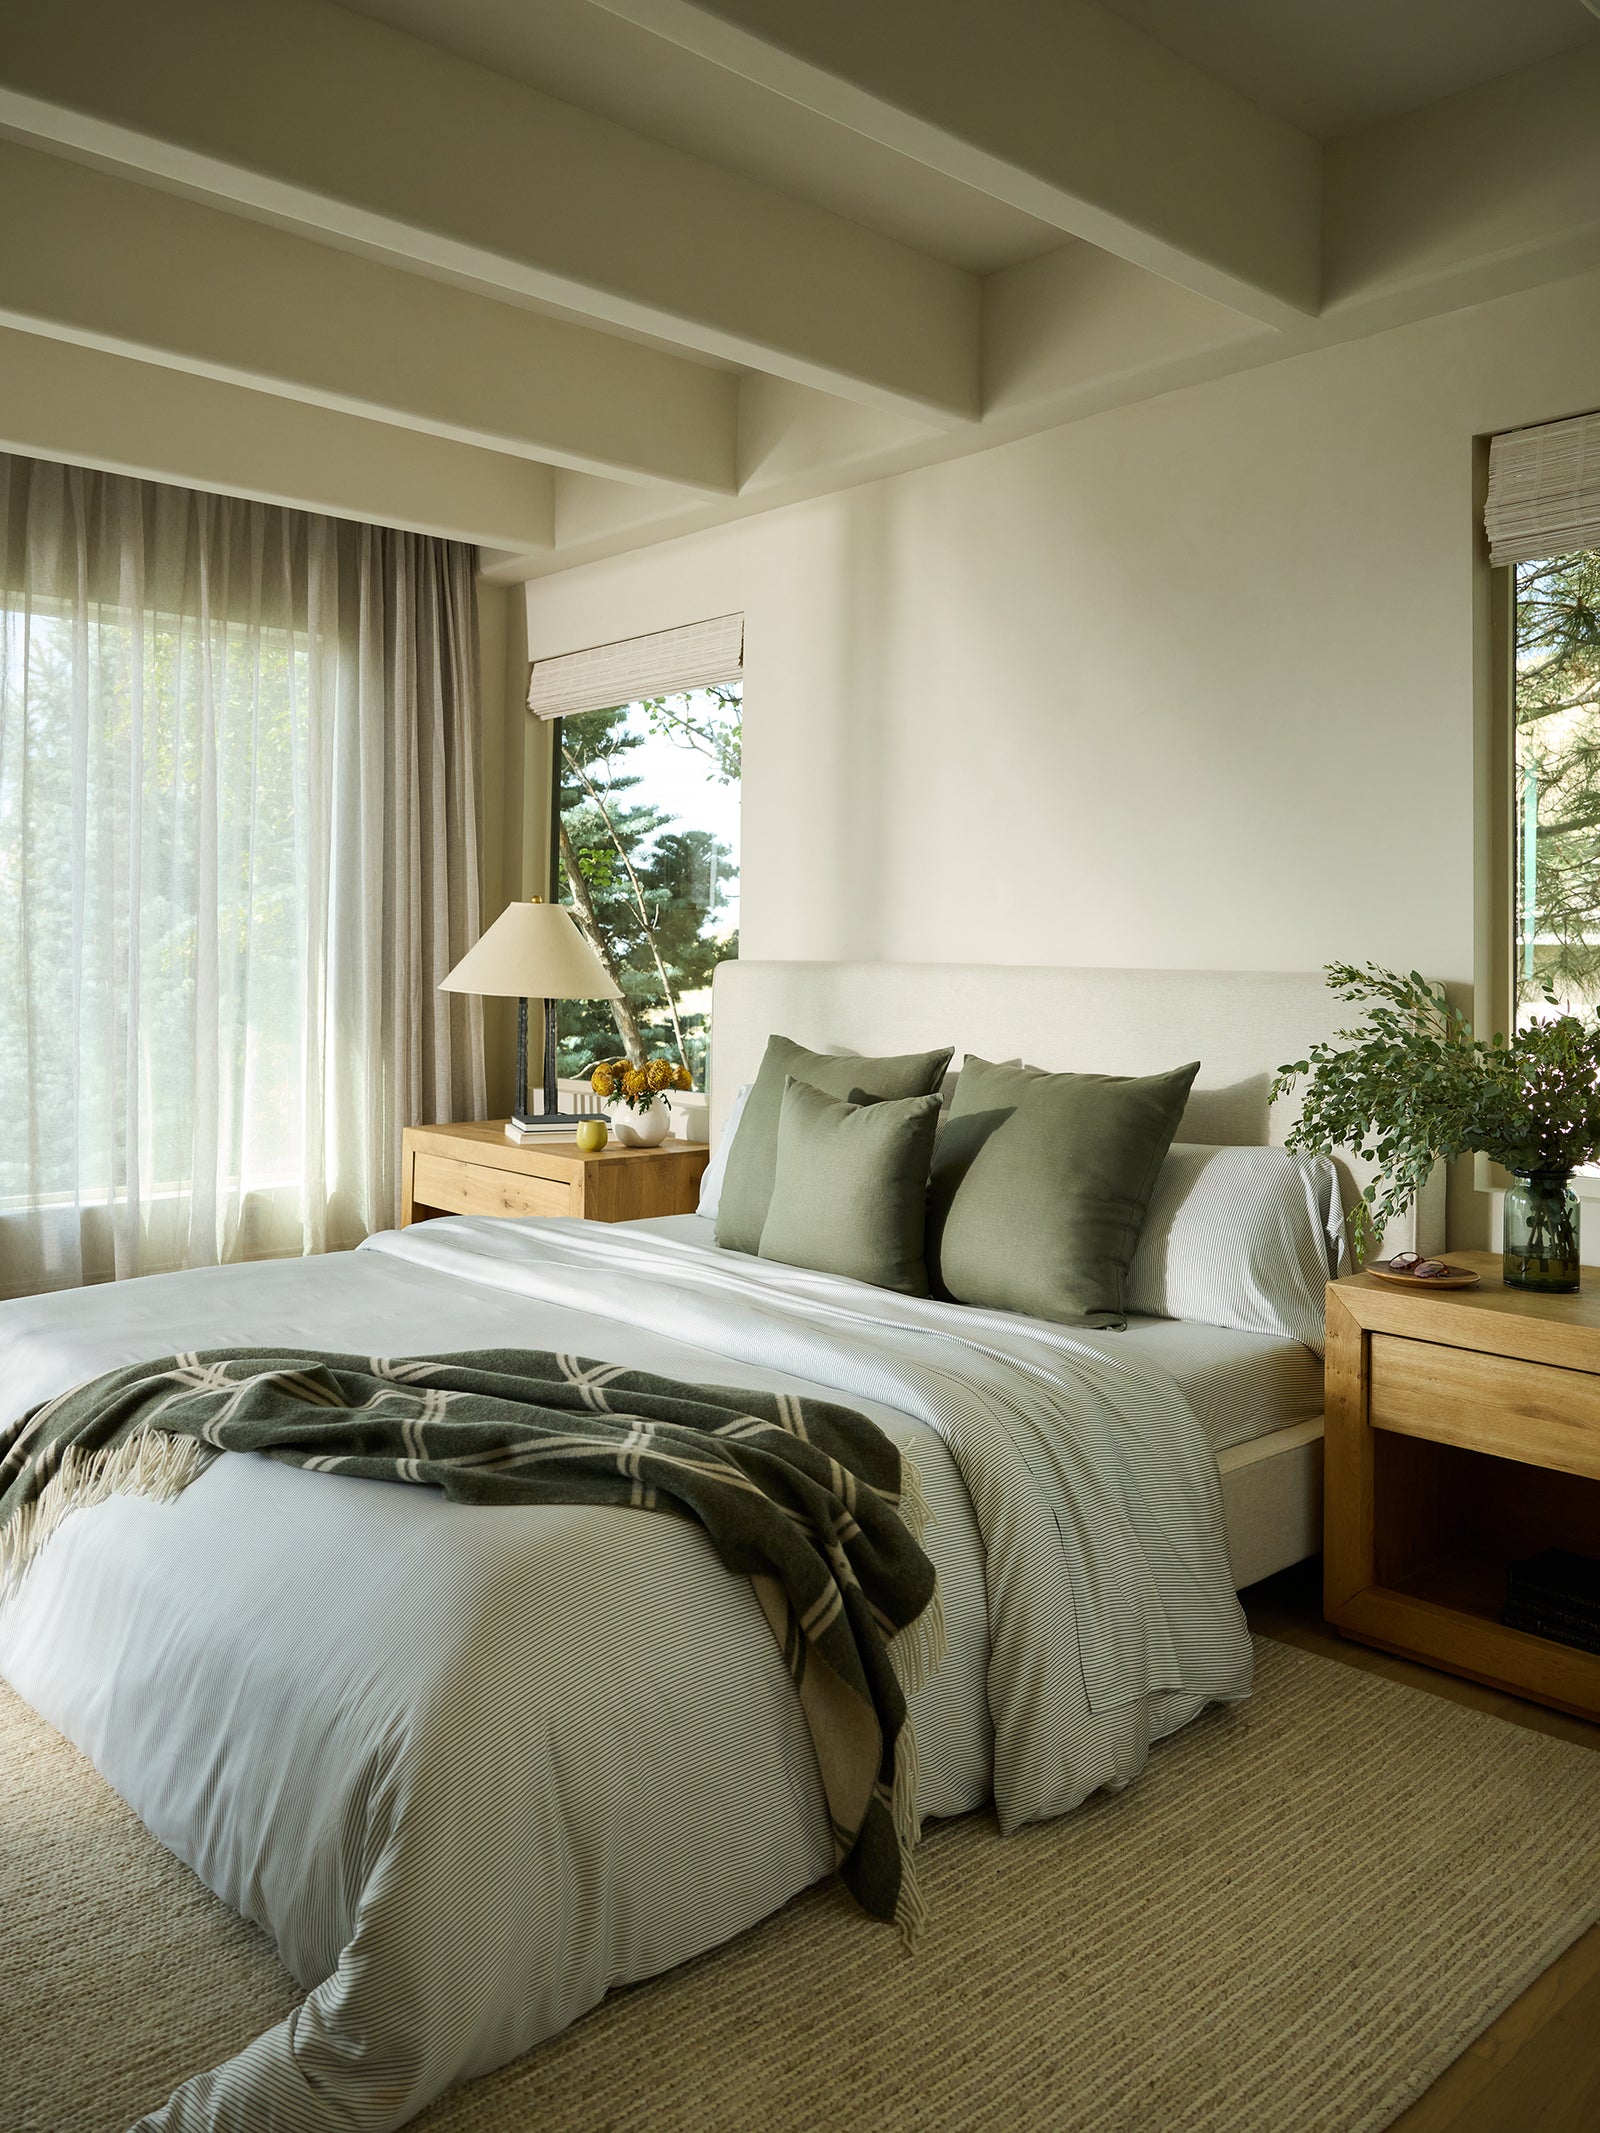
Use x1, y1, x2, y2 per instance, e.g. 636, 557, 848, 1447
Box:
1511, 550, 1600, 1028
0, 452, 482, 1296
552, 685, 740, 1088
0, 594, 313, 1211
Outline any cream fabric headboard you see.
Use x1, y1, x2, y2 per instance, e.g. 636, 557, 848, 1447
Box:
708, 959, 1444, 1256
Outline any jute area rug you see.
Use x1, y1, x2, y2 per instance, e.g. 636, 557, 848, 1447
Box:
5, 1638, 1599, 2133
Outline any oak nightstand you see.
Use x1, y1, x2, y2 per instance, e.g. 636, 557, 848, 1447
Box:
400, 1120, 710, 1229
1325, 1251, 1600, 1723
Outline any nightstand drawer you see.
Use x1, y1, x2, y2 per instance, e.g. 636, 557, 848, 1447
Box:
401, 1122, 709, 1228
1369, 1333, 1600, 1482
410, 1152, 574, 1221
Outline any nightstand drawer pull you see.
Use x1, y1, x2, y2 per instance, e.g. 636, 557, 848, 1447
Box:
1368, 1334, 1600, 1482
411, 1153, 573, 1222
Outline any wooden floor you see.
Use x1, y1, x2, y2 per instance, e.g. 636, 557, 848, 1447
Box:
1245, 1559, 1600, 2133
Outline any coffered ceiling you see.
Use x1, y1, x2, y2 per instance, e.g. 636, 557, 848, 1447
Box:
1, 0, 1597, 577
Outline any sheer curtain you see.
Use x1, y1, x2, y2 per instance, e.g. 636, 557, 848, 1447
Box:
0, 452, 484, 1297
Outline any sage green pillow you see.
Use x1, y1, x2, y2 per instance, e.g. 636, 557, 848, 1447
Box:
929, 1053, 1200, 1328
716, 1033, 954, 1254
758, 1079, 942, 1295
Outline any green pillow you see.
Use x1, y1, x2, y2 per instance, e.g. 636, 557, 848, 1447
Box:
758, 1079, 942, 1295
716, 1033, 954, 1254
929, 1053, 1199, 1328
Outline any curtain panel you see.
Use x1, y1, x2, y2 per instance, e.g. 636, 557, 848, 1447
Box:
0, 453, 484, 1296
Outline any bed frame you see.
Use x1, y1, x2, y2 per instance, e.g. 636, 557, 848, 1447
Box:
708, 960, 1446, 1592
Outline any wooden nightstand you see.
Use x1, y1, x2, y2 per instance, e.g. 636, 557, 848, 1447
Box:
400, 1120, 709, 1229
1325, 1251, 1600, 1723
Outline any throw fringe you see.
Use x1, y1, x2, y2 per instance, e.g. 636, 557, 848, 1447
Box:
889, 1590, 947, 1698
891, 1713, 927, 1949
0, 1429, 210, 1608
896, 1448, 935, 1545
887, 1443, 940, 1949
888, 1443, 947, 1696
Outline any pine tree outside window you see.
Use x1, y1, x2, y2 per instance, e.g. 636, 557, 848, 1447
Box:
1513, 550, 1600, 1029
551, 685, 740, 1090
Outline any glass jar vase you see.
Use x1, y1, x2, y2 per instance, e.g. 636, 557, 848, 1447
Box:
1503, 1171, 1581, 1293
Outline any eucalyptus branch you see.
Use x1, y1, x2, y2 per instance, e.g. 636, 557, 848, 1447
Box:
1274, 963, 1600, 1265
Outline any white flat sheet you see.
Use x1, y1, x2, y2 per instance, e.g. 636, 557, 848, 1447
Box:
627, 1215, 1325, 1455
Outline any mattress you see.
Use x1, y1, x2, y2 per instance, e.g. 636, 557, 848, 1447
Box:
625, 1215, 1325, 1457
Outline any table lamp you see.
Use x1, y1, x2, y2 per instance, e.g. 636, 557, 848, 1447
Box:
439, 898, 621, 1132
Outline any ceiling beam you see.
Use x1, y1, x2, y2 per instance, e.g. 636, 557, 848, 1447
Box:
0, 0, 979, 426
0, 328, 554, 552
0, 140, 737, 494
506, 254, 1280, 579
588, 0, 1322, 328
1324, 42, 1600, 324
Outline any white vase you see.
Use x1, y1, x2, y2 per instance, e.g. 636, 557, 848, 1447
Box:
608, 1098, 671, 1147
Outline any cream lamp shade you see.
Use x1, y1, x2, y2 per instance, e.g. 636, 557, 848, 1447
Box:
439, 899, 620, 1003
440, 899, 620, 1130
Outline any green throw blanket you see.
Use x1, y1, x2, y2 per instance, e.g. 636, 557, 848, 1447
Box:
0, 1346, 943, 1936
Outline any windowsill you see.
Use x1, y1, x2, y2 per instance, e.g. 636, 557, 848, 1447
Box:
1474, 1154, 1600, 1197
0, 1179, 302, 1213
1484, 1185, 1600, 1272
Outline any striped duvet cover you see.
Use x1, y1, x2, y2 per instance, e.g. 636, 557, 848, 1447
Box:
0, 1217, 1252, 2131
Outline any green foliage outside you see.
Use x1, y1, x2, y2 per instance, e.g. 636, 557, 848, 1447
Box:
1516, 551, 1600, 1018
1274, 962, 1600, 1260
554, 685, 740, 1090
0, 606, 308, 1204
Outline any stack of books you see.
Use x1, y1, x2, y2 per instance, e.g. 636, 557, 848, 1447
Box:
1502, 1549, 1600, 1656
505, 1116, 584, 1143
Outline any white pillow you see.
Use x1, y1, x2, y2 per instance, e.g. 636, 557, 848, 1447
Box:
1125, 1143, 1348, 1353
695, 1083, 753, 1219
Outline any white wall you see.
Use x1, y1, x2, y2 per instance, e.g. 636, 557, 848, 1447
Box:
527, 266, 1600, 975
524, 268, 1600, 1236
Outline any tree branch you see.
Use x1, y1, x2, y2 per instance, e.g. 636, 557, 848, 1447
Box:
557, 818, 647, 1063
561, 746, 690, 1074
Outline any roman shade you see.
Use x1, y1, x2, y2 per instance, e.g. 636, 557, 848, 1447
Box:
1485, 413, 1600, 567
527, 614, 744, 719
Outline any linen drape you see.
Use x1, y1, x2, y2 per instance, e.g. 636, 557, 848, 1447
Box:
0, 453, 484, 1296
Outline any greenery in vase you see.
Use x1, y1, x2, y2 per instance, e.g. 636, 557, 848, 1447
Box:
589, 1055, 693, 1113
1273, 964, 1600, 1262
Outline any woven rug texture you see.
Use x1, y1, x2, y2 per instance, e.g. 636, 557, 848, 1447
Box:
3, 1636, 1598, 2133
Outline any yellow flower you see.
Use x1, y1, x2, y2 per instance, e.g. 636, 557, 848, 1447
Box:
673, 1064, 694, 1092
590, 1065, 615, 1099
622, 1066, 649, 1101
646, 1058, 674, 1092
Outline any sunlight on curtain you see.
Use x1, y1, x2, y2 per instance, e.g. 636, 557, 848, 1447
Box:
0, 454, 484, 1296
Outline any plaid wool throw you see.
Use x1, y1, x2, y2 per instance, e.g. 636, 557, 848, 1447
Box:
0, 1346, 944, 1936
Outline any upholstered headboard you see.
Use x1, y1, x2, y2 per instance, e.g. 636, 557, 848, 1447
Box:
709, 959, 1444, 1255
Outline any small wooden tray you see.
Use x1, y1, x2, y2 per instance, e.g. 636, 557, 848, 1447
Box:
1365, 1262, 1482, 1290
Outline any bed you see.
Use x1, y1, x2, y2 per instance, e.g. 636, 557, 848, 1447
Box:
0, 961, 1442, 2133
